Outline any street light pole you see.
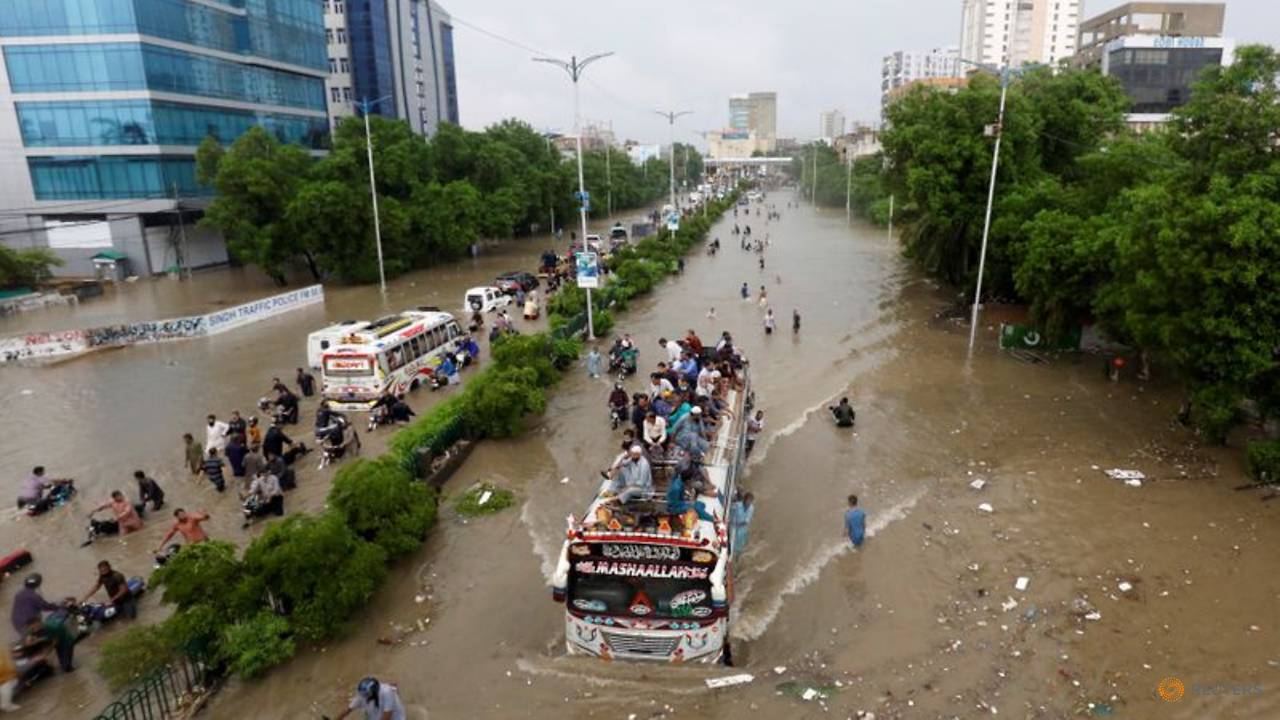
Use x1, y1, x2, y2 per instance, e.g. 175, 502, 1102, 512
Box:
655, 109, 692, 214
958, 58, 1021, 356
605, 145, 612, 219
356, 95, 394, 297
811, 144, 817, 207
844, 155, 852, 224
535, 52, 613, 341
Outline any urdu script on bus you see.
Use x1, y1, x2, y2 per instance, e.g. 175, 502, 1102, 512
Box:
600, 544, 682, 561
574, 561, 710, 580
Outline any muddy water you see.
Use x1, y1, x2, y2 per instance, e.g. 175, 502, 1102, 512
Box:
9, 199, 1279, 720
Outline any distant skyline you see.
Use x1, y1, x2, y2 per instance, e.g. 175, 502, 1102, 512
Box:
451, 0, 1277, 147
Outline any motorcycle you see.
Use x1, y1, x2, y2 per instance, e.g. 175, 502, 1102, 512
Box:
24, 481, 76, 517
153, 543, 181, 568
67, 576, 145, 627
80, 517, 119, 548
317, 420, 361, 470
367, 404, 390, 433
609, 403, 628, 431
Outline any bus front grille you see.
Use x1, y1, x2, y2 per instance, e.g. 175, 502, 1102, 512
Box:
601, 631, 680, 657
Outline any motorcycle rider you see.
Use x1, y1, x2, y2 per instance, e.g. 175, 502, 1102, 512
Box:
369, 390, 397, 427
79, 561, 136, 621
607, 383, 629, 426
17, 467, 73, 514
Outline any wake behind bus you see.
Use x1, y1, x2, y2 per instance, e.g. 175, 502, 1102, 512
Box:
319, 309, 463, 411
551, 343, 752, 663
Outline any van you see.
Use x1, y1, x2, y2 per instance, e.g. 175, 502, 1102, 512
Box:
463, 286, 511, 315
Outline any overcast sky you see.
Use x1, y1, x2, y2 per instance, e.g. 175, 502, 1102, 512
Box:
450, 0, 1278, 147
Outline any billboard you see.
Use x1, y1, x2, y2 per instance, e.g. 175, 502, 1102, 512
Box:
575, 252, 600, 289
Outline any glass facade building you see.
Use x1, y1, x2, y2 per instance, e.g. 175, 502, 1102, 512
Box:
0, 0, 327, 202
1106, 46, 1224, 114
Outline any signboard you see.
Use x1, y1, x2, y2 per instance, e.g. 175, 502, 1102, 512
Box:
998, 323, 1082, 352
573, 560, 709, 580
204, 284, 324, 335
665, 211, 680, 232
575, 252, 600, 289
600, 544, 681, 561
1153, 35, 1206, 49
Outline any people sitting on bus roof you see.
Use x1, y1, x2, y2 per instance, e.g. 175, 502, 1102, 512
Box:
647, 373, 674, 401
667, 393, 693, 427
683, 329, 704, 356
605, 446, 653, 504
652, 391, 674, 419
665, 469, 714, 524
643, 410, 668, 451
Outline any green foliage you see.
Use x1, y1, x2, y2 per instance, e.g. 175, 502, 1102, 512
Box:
220, 612, 296, 678
197, 116, 681, 283
97, 625, 174, 691
151, 541, 247, 614
454, 483, 516, 517
875, 45, 1280, 443
460, 366, 547, 438
387, 394, 467, 461
0, 246, 63, 288
491, 332, 559, 386
240, 513, 387, 642
329, 457, 439, 557
1246, 440, 1280, 482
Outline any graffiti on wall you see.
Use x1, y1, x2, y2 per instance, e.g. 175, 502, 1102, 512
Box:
0, 285, 325, 364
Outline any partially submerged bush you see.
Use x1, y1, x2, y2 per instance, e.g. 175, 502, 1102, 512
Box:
454, 483, 516, 517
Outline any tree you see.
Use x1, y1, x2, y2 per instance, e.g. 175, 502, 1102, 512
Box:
196, 128, 312, 285
0, 246, 62, 288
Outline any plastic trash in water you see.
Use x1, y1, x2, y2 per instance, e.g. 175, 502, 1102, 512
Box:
705, 674, 754, 689
970, 479, 987, 490
1105, 468, 1145, 481
1117, 581, 1133, 593
478, 490, 492, 506
1015, 576, 1030, 591
977, 503, 994, 513
800, 688, 818, 701
1001, 597, 1019, 612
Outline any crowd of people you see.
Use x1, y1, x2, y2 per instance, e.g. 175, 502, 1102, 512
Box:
584, 327, 760, 552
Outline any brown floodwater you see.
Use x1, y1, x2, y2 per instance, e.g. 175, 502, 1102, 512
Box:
4, 199, 1277, 720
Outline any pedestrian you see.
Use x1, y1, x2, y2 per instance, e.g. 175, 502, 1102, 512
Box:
763, 309, 776, 335
333, 677, 406, 720
226, 410, 247, 445
0, 638, 18, 711
242, 446, 265, 489
745, 410, 764, 456
182, 433, 203, 476
80, 560, 136, 621
89, 490, 143, 535
844, 494, 866, 548
586, 347, 602, 379
731, 492, 755, 553
829, 397, 856, 428
242, 470, 284, 528
792, 308, 801, 333
707, 307, 716, 320
204, 414, 229, 455
758, 286, 768, 307
201, 448, 226, 492
246, 416, 263, 453
133, 471, 164, 514
740, 282, 749, 300
225, 433, 248, 478
153, 508, 211, 555
295, 367, 316, 397
759, 256, 765, 270
262, 420, 296, 464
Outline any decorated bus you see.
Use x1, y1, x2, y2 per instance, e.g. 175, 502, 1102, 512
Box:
319, 310, 462, 411
551, 357, 752, 663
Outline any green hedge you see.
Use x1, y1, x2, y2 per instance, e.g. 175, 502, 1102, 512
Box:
98, 187, 742, 688
1246, 439, 1280, 483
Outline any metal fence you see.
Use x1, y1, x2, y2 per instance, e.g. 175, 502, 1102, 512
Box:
92, 657, 205, 720
551, 312, 588, 341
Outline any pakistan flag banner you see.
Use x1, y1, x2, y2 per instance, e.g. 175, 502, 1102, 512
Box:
999, 324, 1082, 352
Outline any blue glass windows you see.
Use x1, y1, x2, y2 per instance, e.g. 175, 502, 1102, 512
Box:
28, 155, 203, 200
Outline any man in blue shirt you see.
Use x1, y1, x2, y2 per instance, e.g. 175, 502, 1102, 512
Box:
844, 494, 865, 548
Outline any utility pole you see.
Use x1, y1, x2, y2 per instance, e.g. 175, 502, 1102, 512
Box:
356, 95, 394, 297
605, 145, 612, 219
655, 109, 692, 214
811, 144, 818, 207
844, 155, 852, 224
172, 182, 190, 279
956, 58, 1026, 357
535, 52, 613, 340
887, 193, 895, 240
542, 129, 558, 239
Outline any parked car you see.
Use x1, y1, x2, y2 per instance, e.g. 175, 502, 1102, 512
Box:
464, 286, 512, 314
495, 271, 539, 294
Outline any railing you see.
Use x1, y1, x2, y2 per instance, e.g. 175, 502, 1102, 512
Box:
91, 657, 206, 720
550, 312, 588, 341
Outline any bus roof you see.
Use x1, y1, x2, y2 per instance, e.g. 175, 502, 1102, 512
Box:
570, 366, 749, 552
322, 310, 457, 353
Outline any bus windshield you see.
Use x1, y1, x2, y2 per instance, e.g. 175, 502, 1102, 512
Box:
323, 355, 374, 377
568, 574, 715, 619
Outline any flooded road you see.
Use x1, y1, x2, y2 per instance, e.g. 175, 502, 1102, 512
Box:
6, 199, 1279, 719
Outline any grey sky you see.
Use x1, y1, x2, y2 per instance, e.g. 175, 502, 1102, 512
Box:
450, 0, 1277, 147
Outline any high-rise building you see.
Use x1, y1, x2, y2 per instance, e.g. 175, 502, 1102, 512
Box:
326, 0, 458, 135
727, 91, 777, 141
959, 0, 1082, 68
0, 0, 329, 276
1074, 2, 1231, 127
818, 110, 846, 141
881, 47, 961, 112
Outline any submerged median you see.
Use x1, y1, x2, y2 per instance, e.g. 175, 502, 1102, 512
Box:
97, 191, 743, 695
